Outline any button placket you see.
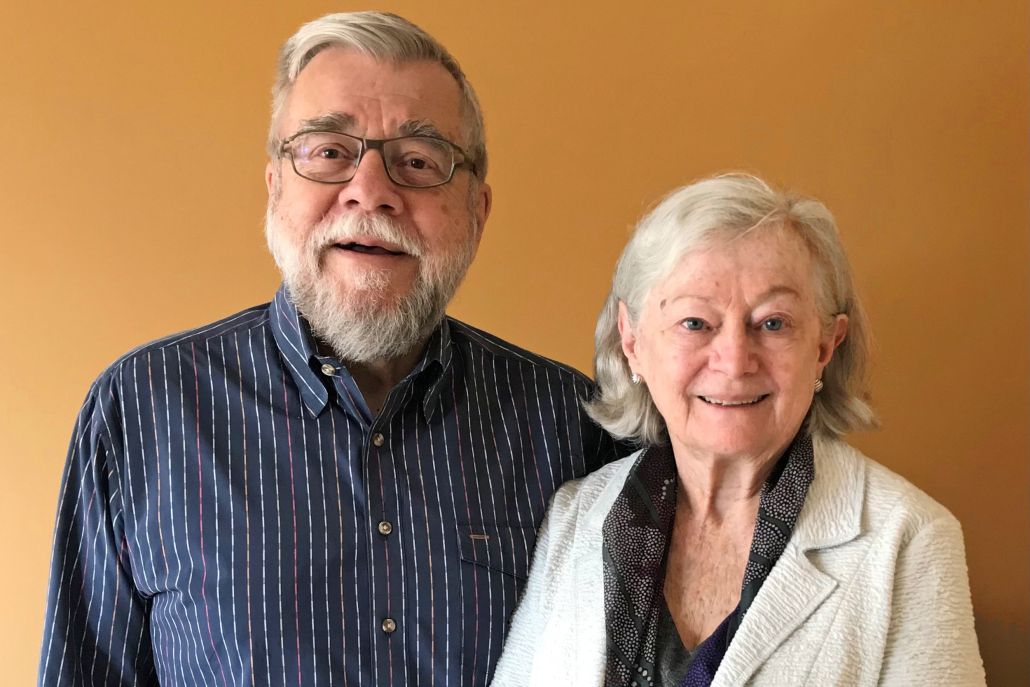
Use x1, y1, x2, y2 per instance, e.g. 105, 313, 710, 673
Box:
365, 420, 404, 670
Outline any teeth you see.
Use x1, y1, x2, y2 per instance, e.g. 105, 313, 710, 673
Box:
700, 396, 765, 406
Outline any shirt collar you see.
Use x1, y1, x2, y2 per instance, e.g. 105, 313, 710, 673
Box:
418, 318, 453, 420
269, 284, 329, 417
269, 284, 455, 419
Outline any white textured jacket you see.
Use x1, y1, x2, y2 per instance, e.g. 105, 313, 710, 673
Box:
491, 437, 986, 686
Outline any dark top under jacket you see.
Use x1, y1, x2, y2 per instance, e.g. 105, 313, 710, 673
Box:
653, 597, 699, 685
39, 285, 622, 687
602, 434, 815, 687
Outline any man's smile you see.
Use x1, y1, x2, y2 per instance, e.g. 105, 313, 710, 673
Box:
334, 242, 406, 256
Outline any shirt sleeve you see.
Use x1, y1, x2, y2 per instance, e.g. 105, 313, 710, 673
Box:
877, 515, 987, 687
38, 377, 157, 686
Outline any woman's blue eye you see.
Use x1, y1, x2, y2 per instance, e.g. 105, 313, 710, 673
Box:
763, 318, 784, 331
684, 318, 705, 331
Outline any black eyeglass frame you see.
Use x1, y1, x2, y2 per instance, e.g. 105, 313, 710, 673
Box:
278, 130, 478, 188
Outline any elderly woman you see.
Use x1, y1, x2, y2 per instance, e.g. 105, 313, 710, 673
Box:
491, 175, 985, 686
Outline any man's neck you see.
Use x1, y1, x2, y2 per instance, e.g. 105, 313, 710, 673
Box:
343, 342, 427, 417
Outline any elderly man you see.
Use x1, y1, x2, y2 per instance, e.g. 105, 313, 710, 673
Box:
39, 12, 620, 686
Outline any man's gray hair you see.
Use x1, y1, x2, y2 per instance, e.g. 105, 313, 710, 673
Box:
586, 173, 877, 445
268, 12, 487, 181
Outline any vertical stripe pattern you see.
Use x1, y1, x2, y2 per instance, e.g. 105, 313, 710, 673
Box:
39, 285, 621, 686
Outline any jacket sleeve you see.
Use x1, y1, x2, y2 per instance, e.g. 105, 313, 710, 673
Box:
877, 515, 986, 687
38, 379, 156, 686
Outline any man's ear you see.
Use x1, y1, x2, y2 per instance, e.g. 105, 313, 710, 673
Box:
817, 314, 849, 368
618, 301, 642, 376
265, 160, 276, 196
472, 182, 492, 246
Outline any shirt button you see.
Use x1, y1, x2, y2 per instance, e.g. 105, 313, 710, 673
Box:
372, 433, 385, 447
382, 618, 396, 634
378, 521, 393, 536
320, 363, 335, 376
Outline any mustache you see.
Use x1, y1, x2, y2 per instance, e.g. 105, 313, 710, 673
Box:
307, 213, 425, 259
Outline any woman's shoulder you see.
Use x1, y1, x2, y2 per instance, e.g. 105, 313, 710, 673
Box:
547, 450, 644, 523
814, 435, 962, 536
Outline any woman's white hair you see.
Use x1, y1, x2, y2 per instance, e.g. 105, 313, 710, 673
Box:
268, 11, 487, 181
586, 173, 876, 445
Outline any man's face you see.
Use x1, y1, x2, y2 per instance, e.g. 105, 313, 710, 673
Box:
265, 48, 491, 361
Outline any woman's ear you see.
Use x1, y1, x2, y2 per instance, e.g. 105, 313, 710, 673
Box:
618, 301, 642, 375
817, 314, 849, 368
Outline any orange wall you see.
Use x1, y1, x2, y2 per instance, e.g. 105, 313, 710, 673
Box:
1, 1, 1026, 684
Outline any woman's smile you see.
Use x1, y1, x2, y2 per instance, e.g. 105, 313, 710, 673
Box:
697, 394, 769, 407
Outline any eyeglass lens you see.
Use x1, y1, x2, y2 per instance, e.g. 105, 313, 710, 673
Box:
288, 133, 457, 187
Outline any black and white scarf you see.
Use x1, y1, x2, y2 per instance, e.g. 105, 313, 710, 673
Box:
601, 433, 815, 687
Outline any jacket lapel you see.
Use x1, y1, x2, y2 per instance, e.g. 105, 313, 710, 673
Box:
712, 544, 837, 687
712, 437, 867, 687
574, 457, 637, 686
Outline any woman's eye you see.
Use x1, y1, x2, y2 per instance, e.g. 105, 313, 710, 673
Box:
762, 318, 784, 331
683, 318, 705, 331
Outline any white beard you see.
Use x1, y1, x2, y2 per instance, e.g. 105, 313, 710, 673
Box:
265, 206, 476, 363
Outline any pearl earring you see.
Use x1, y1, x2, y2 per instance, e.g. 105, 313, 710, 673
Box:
814, 379, 824, 393
631, 373, 641, 385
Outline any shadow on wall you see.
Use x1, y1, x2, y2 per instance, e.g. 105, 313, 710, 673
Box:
976, 614, 1030, 686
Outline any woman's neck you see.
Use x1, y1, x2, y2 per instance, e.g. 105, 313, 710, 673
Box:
670, 444, 782, 522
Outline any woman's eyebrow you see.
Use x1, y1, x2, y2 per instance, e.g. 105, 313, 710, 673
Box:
663, 286, 802, 308
665, 293, 713, 306
754, 285, 803, 301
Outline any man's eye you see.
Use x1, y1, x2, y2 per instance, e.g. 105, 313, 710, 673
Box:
683, 318, 705, 331
317, 146, 345, 160
403, 155, 436, 171
763, 318, 784, 331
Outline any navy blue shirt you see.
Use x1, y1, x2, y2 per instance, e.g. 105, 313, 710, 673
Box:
40, 286, 620, 686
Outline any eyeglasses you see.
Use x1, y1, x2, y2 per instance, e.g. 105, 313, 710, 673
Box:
279, 131, 477, 188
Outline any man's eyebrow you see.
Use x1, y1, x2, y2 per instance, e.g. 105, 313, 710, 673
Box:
396, 119, 451, 141
290, 115, 455, 144
293, 112, 357, 135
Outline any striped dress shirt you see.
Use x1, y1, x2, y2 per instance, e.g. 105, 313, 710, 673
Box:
39, 285, 621, 687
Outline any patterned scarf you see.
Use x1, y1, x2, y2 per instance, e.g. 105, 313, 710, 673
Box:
601, 433, 815, 687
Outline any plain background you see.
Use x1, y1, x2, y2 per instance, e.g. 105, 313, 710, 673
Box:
1, 1, 1026, 684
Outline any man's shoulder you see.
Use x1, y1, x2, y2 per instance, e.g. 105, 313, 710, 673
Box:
97, 302, 272, 383
445, 317, 593, 388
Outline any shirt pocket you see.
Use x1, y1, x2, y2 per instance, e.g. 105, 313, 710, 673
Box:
455, 523, 537, 686
456, 523, 536, 581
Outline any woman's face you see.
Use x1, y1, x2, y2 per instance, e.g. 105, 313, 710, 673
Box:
620, 227, 847, 462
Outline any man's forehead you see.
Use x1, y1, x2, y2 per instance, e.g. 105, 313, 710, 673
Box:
283, 48, 462, 137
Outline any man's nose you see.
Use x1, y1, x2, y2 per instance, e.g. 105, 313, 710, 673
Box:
710, 325, 759, 377
335, 150, 405, 215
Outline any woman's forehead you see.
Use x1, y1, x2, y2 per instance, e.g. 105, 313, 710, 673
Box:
651, 228, 817, 306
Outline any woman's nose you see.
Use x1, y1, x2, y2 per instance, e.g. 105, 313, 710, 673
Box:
710, 325, 759, 377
